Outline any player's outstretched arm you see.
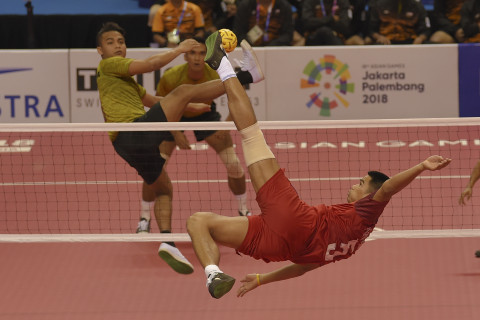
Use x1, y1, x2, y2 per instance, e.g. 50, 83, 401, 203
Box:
236, 263, 320, 297
128, 39, 200, 75
459, 160, 480, 205
373, 155, 452, 202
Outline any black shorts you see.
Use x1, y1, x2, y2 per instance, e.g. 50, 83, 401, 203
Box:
112, 102, 169, 185
164, 103, 221, 142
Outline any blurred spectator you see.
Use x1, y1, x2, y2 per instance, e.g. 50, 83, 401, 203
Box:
214, 0, 238, 31
148, 0, 165, 28
190, 0, 224, 35
430, 0, 466, 43
345, 0, 372, 45
290, 1, 306, 45
149, 1, 227, 36
368, 0, 431, 44
460, 0, 480, 42
302, 0, 352, 45
151, 0, 206, 47
234, 0, 294, 46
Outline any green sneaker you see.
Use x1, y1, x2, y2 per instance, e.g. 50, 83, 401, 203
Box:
204, 31, 226, 70
207, 272, 236, 299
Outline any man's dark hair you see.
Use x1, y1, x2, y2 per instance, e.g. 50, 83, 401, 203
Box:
96, 22, 126, 46
192, 36, 206, 44
367, 171, 389, 191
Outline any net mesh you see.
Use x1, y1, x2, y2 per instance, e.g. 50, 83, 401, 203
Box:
1, 119, 480, 241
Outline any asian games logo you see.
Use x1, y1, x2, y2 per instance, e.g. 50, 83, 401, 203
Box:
300, 54, 354, 117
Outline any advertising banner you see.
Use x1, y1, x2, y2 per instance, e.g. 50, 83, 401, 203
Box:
0, 45, 461, 123
0, 50, 69, 123
264, 45, 459, 120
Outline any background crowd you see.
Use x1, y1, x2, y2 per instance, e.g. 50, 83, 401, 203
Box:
147, 0, 480, 47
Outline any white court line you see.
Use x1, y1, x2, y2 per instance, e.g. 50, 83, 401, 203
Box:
0, 175, 470, 187
0, 229, 479, 243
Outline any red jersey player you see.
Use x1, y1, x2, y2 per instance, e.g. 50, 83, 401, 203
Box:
187, 31, 453, 299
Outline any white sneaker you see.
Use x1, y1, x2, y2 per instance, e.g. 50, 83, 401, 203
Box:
240, 40, 264, 83
136, 218, 150, 233
158, 243, 194, 274
238, 210, 252, 217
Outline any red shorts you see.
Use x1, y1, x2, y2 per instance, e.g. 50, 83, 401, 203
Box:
236, 169, 321, 262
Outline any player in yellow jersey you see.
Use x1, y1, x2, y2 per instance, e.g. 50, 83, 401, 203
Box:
96, 22, 265, 274
156, 37, 262, 217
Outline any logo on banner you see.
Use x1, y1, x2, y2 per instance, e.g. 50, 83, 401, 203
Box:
300, 55, 354, 117
77, 68, 98, 91
0, 67, 64, 119
0, 68, 33, 75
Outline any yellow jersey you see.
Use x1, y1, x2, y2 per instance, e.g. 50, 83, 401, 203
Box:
97, 56, 147, 141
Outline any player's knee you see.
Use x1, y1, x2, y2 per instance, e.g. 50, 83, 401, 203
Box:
240, 123, 275, 167
218, 147, 244, 178
186, 214, 196, 233
152, 180, 173, 197
187, 212, 212, 232
226, 162, 244, 178
172, 83, 194, 99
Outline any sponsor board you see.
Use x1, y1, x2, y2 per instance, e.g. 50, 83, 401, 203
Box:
0, 50, 69, 123
265, 45, 459, 120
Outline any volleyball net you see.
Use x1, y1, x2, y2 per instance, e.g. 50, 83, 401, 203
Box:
1, 118, 480, 242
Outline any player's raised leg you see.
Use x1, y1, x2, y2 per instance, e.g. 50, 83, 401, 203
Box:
205, 32, 279, 192
160, 38, 264, 124
159, 80, 224, 123
187, 211, 247, 299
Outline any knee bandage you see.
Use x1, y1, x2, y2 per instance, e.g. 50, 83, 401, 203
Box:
218, 147, 244, 178
240, 123, 275, 167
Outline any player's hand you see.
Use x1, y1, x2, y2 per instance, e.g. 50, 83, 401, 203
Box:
177, 38, 200, 53
172, 131, 191, 150
236, 274, 260, 297
459, 187, 473, 205
422, 155, 452, 171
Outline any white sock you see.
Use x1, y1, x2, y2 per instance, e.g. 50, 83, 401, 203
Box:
235, 193, 248, 214
217, 56, 236, 82
205, 264, 222, 278
141, 200, 152, 221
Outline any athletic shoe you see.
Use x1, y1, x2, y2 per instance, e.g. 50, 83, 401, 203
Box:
240, 40, 264, 83
204, 31, 226, 70
206, 272, 236, 299
136, 218, 150, 233
158, 243, 194, 274
238, 210, 252, 217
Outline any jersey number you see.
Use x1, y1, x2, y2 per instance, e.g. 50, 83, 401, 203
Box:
324, 240, 358, 261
